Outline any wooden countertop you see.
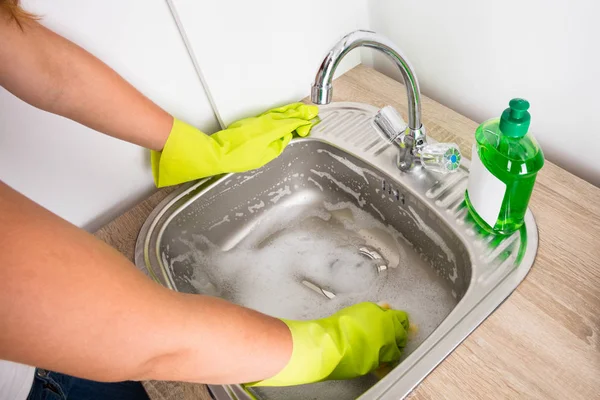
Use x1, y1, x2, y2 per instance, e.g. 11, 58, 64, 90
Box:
95, 65, 600, 400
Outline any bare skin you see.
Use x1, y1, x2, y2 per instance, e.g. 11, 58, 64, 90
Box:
0, 10, 291, 384
0, 9, 172, 151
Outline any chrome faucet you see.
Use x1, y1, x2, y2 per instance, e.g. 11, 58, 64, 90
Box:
311, 30, 461, 174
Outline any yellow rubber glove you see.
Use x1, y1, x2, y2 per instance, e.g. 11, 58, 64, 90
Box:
251, 302, 409, 387
151, 103, 319, 187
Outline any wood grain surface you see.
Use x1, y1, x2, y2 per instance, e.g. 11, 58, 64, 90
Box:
95, 65, 600, 400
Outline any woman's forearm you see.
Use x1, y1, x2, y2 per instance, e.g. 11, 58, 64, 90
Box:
0, 9, 292, 384
0, 11, 173, 151
0, 181, 291, 383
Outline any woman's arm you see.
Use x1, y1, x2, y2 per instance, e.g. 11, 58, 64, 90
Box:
0, 8, 173, 151
0, 7, 409, 386
0, 7, 292, 383
0, 180, 292, 384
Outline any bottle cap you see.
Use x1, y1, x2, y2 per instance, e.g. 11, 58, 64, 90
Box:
499, 98, 531, 138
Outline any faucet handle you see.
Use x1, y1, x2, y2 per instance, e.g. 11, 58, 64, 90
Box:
373, 105, 461, 173
419, 143, 462, 173
373, 106, 407, 145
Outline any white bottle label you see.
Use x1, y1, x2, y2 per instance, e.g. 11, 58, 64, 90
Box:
467, 145, 506, 227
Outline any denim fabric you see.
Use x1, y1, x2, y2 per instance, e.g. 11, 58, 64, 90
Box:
27, 369, 149, 400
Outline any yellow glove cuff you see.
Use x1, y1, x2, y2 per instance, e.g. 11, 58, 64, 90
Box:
249, 319, 342, 387
151, 119, 221, 188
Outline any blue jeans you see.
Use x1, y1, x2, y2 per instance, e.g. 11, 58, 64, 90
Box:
27, 368, 150, 400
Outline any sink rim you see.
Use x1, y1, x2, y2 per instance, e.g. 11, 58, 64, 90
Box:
135, 102, 538, 400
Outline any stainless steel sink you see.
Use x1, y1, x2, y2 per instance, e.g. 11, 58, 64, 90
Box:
135, 103, 538, 400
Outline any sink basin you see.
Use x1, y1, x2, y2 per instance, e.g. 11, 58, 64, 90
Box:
135, 103, 538, 399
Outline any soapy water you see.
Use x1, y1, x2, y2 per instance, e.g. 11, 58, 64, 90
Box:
171, 199, 457, 352
159, 134, 461, 400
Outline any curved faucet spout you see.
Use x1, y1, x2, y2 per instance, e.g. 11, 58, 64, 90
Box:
311, 30, 460, 174
311, 30, 422, 131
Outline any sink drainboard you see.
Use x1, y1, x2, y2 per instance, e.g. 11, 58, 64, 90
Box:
135, 102, 538, 399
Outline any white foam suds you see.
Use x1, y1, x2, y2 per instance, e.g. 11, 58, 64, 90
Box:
173, 200, 456, 352
268, 186, 292, 204
317, 149, 369, 184
237, 170, 264, 184
448, 266, 458, 283
317, 148, 384, 183
248, 200, 265, 213
208, 215, 230, 230
369, 203, 385, 221
407, 206, 455, 264
307, 177, 323, 191
235, 213, 244, 217
407, 206, 458, 283
310, 169, 366, 207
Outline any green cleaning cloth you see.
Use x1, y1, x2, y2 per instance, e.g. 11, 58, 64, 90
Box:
151, 102, 319, 188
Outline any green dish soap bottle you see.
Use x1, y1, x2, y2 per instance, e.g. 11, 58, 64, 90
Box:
465, 98, 544, 235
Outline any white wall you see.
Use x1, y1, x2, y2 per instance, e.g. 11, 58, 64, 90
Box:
3, 0, 597, 233
1, 0, 371, 231
170, 0, 369, 125
0, 0, 220, 231
367, 0, 600, 186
